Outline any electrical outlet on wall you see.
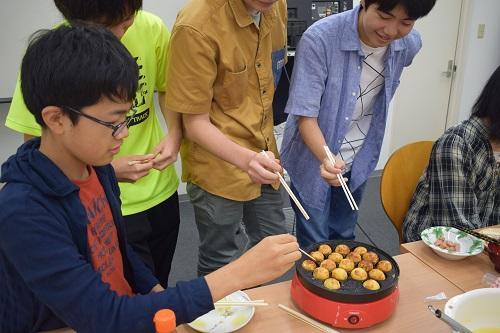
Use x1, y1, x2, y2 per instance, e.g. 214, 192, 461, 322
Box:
477, 23, 485, 39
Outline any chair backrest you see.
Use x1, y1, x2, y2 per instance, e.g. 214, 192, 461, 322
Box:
380, 141, 434, 242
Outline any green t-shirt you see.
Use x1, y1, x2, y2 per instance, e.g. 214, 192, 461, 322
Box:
5, 11, 179, 215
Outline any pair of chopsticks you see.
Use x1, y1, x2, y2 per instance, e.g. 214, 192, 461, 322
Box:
323, 146, 358, 211
299, 247, 318, 262
260, 151, 310, 220
214, 299, 268, 307
278, 304, 340, 333
128, 152, 161, 166
452, 225, 500, 246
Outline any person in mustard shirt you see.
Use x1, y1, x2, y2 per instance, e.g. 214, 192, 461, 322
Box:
4, 0, 182, 287
165, 0, 289, 276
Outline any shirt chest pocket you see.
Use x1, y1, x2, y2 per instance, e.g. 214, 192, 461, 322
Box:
218, 66, 249, 109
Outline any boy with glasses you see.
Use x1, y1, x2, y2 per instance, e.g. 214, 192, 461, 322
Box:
5, 0, 182, 288
0, 25, 300, 333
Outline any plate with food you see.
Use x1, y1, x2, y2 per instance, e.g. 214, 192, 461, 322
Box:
188, 290, 255, 333
420, 226, 484, 260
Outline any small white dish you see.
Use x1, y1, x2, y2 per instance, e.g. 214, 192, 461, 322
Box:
188, 290, 255, 333
420, 226, 484, 260
444, 288, 500, 332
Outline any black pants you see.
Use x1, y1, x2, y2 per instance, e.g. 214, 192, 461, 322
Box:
122, 192, 180, 288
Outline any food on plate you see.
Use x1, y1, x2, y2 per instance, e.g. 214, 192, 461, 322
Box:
301, 259, 317, 272
331, 268, 348, 281
433, 236, 461, 252
363, 279, 381, 291
335, 244, 351, 256
346, 252, 362, 264
358, 259, 374, 272
328, 252, 344, 264
320, 259, 336, 272
350, 267, 368, 281
368, 268, 386, 281
318, 244, 333, 256
377, 260, 393, 272
338, 258, 355, 272
353, 246, 368, 255
311, 251, 325, 262
313, 267, 330, 281
323, 278, 341, 290
362, 251, 379, 264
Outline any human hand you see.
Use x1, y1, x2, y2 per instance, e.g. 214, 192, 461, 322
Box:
246, 151, 281, 184
111, 154, 155, 183
320, 155, 346, 187
234, 234, 301, 288
151, 132, 181, 171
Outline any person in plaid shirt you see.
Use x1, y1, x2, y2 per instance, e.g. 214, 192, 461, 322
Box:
403, 66, 500, 242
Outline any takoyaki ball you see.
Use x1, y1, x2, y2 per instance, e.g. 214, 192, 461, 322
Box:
323, 278, 341, 290
358, 260, 374, 272
334, 244, 351, 257
331, 268, 348, 281
353, 246, 368, 255
328, 252, 344, 264
313, 267, 330, 281
362, 251, 379, 264
318, 244, 333, 257
376, 260, 393, 273
363, 279, 381, 291
350, 267, 368, 281
346, 252, 362, 264
301, 259, 317, 272
338, 258, 355, 272
320, 259, 336, 272
311, 251, 325, 262
368, 268, 386, 281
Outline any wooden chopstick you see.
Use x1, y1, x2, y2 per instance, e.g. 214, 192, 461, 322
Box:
260, 151, 310, 220
214, 301, 269, 307
278, 304, 340, 333
127, 152, 161, 166
323, 146, 359, 211
452, 225, 500, 246
299, 247, 318, 262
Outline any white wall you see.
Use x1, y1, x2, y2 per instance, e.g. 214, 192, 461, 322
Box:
451, 0, 500, 123
0, 0, 188, 99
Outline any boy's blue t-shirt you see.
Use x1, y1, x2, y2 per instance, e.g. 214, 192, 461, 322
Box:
280, 6, 422, 210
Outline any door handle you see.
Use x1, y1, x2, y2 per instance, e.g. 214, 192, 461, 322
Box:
442, 59, 455, 78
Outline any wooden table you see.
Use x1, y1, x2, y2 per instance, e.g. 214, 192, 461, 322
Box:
177, 253, 463, 333
400, 225, 499, 292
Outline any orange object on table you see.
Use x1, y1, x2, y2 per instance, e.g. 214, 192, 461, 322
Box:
154, 309, 176, 333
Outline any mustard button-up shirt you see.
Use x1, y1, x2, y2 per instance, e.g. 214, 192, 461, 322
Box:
166, 0, 287, 201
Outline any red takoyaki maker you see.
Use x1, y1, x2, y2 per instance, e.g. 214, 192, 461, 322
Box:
291, 240, 400, 329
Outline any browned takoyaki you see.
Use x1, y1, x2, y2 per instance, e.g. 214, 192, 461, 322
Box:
368, 268, 386, 281
346, 252, 362, 264
350, 267, 368, 281
311, 251, 325, 262
376, 260, 393, 273
313, 267, 330, 281
301, 259, 317, 272
363, 279, 380, 291
338, 258, 355, 272
323, 278, 341, 290
358, 259, 374, 272
335, 244, 351, 257
362, 251, 379, 264
328, 252, 344, 264
318, 244, 333, 257
320, 259, 336, 272
331, 268, 348, 281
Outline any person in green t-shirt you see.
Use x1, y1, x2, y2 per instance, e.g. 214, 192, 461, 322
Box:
5, 0, 183, 288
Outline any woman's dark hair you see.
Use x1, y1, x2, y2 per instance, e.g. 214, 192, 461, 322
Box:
471, 66, 500, 141
363, 0, 436, 20
21, 24, 138, 127
54, 0, 142, 27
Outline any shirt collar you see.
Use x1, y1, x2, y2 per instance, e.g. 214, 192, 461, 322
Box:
470, 116, 491, 141
229, 0, 276, 29
341, 5, 406, 55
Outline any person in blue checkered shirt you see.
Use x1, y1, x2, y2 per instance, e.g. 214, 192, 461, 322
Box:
403, 66, 500, 242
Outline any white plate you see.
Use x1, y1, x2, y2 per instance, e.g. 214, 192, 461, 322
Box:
420, 226, 484, 260
188, 290, 255, 333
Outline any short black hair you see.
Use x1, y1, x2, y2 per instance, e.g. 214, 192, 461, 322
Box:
363, 0, 436, 20
54, 0, 142, 27
21, 24, 138, 127
471, 66, 500, 141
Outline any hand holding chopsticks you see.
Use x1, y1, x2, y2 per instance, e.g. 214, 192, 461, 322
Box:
323, 146, 358, 211
260, 151, 310, 220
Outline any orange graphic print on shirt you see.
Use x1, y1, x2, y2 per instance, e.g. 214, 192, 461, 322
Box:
73, 167, 133, 296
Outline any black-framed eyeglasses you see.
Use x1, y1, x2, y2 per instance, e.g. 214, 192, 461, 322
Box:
63, 106, 137, 137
